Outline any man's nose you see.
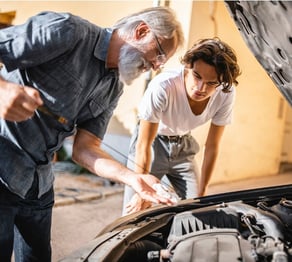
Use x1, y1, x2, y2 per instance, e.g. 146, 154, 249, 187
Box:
197, 80, 206, 91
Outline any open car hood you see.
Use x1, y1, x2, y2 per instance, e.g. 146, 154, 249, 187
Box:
225, 1, 292, 105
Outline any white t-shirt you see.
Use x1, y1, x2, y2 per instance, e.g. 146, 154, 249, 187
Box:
138, 66, 236, 136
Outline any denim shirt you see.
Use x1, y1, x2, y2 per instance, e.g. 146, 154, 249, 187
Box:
0, 11, 123, 198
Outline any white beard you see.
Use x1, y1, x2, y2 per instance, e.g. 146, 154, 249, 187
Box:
118, 44, 151, 85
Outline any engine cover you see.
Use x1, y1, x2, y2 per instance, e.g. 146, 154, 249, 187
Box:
170, 229, 255, 262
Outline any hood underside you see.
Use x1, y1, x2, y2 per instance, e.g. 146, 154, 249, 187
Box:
224, 1, 292, 105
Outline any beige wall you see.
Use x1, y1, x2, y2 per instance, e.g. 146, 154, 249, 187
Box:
281, 106, 292, 163
0, 1, 289, 185
0, 1, 151, 26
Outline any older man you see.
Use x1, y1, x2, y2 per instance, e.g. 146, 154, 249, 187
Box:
0, 7, 184, 261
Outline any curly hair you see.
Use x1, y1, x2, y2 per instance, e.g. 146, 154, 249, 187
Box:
181, 37, 241, 92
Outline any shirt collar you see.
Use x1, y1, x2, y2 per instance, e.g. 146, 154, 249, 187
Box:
94, 28, 112, 62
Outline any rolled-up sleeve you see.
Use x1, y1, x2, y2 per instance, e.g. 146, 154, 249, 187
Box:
77, 73, 124, 140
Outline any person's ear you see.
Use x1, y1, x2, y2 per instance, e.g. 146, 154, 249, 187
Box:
135, 22, 150, 40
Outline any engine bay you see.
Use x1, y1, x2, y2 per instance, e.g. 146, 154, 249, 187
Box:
120, 198, 292, 262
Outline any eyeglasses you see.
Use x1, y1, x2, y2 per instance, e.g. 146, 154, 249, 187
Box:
153, 33, 167, 65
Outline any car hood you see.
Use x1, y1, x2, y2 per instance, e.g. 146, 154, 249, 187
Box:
225, 1, 292, 105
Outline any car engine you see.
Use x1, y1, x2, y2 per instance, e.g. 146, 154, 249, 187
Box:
120, 198, 292, 262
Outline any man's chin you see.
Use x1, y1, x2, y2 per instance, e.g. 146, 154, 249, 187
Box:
120, 78, 132, 85
119, 71, 143, 85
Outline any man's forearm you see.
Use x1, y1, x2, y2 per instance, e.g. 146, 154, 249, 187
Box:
199, 147, 219, 195
72, 143, 134, 184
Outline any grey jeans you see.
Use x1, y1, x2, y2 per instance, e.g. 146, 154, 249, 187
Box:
123, 127, 200, 215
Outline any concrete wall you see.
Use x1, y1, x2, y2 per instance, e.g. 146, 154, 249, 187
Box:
0, 1, 289, 185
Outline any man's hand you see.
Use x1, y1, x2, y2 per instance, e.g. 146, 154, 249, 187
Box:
125, 180, 180, 215
0, 79, 43, 121
198, 187, 206, 197
128, 174, 175, 207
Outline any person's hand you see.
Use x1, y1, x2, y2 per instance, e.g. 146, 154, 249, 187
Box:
128, 174, 175, 207
0, 79, 43, 121
125, 182, 180, 215
198, 186, 206, 197
125, 193, 152, 215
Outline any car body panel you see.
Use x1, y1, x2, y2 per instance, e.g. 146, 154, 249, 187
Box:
224, 1, 292, 105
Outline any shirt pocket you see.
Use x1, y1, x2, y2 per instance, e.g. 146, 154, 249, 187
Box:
87, 73, 123, 118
